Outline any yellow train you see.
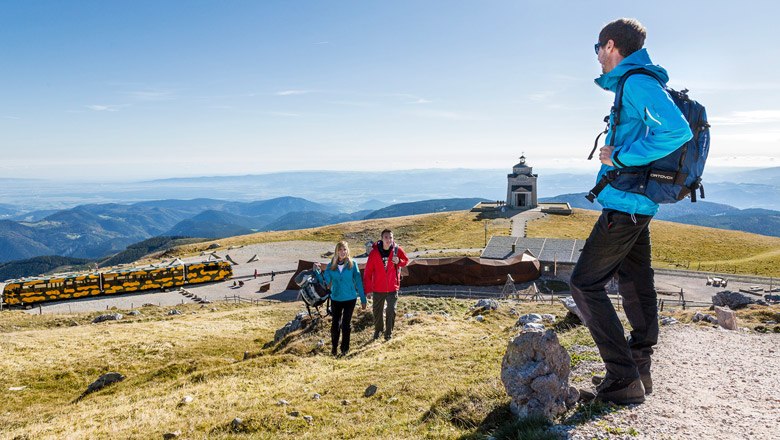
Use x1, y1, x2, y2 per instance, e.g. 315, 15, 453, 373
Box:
1, 260, 232, 306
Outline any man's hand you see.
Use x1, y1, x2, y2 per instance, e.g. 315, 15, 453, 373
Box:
392, 255, 400, 265
599, 146, 615, 166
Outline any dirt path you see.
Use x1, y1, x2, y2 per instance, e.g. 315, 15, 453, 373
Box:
568, 324, 780, 439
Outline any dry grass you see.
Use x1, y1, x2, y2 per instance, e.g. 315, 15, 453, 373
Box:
526, 209, 780, 277
0, 298, 558, 439
171, 212, 510, 259
3, 297, 778, 439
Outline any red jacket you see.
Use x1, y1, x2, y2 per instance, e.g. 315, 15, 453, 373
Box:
363, 242, 409, 294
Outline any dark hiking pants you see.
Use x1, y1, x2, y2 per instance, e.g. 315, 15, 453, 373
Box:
570, 209, 659, 380
331, 299, 357, 354
372, 291, 398, 337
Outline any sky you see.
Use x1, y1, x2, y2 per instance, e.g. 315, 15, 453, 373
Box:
1, 0, 779, 181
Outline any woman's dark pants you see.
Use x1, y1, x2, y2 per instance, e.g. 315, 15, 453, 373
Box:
331, 299, 357, 354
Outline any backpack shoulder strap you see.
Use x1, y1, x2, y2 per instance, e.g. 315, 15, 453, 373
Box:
608, 68, 663, 145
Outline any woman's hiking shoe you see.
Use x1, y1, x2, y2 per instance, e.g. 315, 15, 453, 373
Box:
593, 377, 645, 405
592, 373, 653, 394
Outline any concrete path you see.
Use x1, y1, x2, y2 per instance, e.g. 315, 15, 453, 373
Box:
509, 207, 545, 237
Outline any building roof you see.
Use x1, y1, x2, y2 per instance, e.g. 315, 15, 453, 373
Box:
481, 236, 583, 263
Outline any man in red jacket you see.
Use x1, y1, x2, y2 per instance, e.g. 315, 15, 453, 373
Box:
363, 229, 409, 341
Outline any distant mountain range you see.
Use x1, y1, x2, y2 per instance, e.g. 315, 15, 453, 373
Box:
0, 197, 488, 266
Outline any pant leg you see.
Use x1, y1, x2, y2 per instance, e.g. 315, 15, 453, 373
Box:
373, 292, 387, 334
616, 221, 658, 375
330, 300, 345, 353
385, 291, 398, 337
570, 210, 652, 380
339, 299, 357, 353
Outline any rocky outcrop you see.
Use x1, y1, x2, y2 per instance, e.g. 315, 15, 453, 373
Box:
501, 329, 577, 420
712, 291, 754, 310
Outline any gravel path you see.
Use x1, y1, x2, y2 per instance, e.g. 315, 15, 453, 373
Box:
568, 324, 780, 440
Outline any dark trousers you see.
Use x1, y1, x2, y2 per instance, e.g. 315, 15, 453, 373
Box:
372, 291, 398, 337
570, 209, 659, 380
331, 299, 357, 354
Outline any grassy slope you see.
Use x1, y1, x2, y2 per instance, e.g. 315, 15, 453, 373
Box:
160, 209, 780, 276
0, 299, 565, 439
526, 209, 780, 277
172, 211, 511, 257
3, 300, 778, 439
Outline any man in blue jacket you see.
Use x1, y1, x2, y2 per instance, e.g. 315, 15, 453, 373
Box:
570, 18, 692, 405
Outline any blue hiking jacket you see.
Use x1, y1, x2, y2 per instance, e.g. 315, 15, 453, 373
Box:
316, 259, 366, 304
594, 49, 693, 215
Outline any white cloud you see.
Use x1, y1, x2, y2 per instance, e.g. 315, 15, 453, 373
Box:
2, 115, 21, 120
315, 41, 329, 45
267, 111, 300, 117
716, 130, 780, 143
276, 90, 309, 96
710, 110, 780, 126
86, 104, 125, 112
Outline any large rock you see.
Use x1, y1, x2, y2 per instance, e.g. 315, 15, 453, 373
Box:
92, 313, 123, 323
712, 291, 754, 310
559, 297, 584, 323
715, 306, 738, 330
474, 299, 499, 311
273, 311, 308, 343
501, 329, 577, 420
518, 313, 542, 325
79, 372, 125, 400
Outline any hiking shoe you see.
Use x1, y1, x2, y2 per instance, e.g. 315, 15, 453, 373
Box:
384, 334, 392, 341
373, 330, 381, 340
594, 377, 645, 405
593, 373, 653, 394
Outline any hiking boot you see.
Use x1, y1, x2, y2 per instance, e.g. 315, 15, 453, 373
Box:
593, 373, 653, 394
373, 330, 381, 340
384, 333, 392, 341
594, 377, 645, 405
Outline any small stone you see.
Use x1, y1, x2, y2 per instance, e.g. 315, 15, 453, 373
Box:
179, 395, 193, 406
303, 415, 313, 424
81, 372, 125, 398
128, 310, 141, 316
475, 315, 485, 322
167, 309, 182, 316
162, 431, 181, 439
541, 314, 556, 323
312, 393, 321, 400
289, 411, 300, 417
316, 340, 325, 348
341, 399, 350, 405
523, 323, 545, 332
243, 351, 250, 360
230, 418, 243, 431
404, 313, 415, 318
69, 320, 80, 326
277, 399, 290, 406
715, 306, 738, 330
474, 299, 499, 310
518, 313, 543, 325
8, 386, 26, 391
364, 384, 378, 397
660, 317, 679, 326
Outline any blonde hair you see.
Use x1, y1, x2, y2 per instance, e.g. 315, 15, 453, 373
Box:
329, 241, 353, 271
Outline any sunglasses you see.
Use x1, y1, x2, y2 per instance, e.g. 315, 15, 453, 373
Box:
594, 42, 603, 55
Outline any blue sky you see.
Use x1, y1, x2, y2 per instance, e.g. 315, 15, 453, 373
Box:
1, 0, 778, 180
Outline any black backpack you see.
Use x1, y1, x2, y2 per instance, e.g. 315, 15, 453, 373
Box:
586, 68, 711, 204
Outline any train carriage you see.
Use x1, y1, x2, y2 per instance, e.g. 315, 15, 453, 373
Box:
1, 260, 232, 307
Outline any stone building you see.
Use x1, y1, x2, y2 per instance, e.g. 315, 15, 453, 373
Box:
506, 155, 538, 210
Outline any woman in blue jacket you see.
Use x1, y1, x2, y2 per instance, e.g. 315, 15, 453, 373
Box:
314, 241, 366, 357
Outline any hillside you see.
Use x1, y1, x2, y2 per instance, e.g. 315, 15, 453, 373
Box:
541, 193, 780, 237
0, 255, 92, 281
1, 299, 777, 439
526, 209, 780, 276
363, 198, 488, 219
162, 209, 780, 278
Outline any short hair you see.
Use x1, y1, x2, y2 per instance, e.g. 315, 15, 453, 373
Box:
381, 229, 393, 237
599, 18, 646, 58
